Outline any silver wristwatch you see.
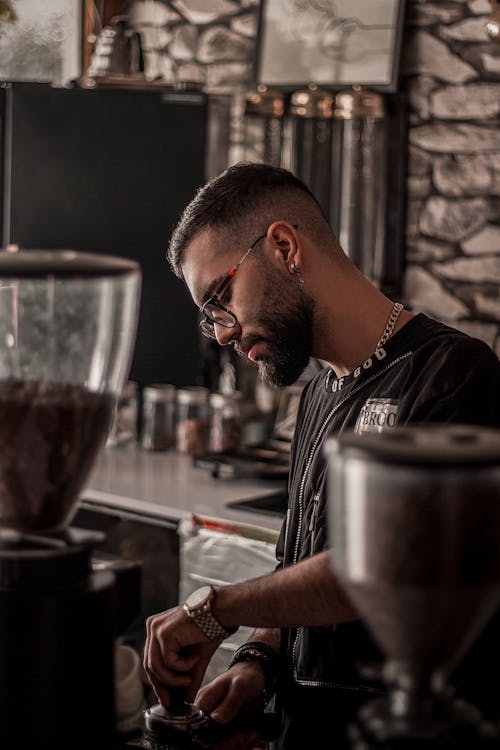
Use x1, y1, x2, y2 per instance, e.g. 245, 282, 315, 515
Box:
183, 585, 236, 641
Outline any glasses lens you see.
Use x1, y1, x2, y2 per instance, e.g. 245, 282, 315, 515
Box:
199, 319, 217, 340
204, 303, 235, 327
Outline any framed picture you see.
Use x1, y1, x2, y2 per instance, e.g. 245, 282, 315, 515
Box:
0, 0, 82, 84
255, 0, 406, 92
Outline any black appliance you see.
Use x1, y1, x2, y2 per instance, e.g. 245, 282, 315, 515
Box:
0, 250, 142, 749
0, 529, 116, 749
0, 528, 143, 750
0, 81, 207, 388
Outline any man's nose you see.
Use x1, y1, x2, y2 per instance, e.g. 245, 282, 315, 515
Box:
215, 321, 240, 347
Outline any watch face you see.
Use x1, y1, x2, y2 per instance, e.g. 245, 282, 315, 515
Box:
186, 585, 212, 609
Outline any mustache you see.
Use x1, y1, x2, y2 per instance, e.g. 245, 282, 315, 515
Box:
234, 333, 266, 357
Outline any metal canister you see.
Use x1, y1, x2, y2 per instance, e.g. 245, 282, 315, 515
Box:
141, 384, 176, 451
176, 386, 210, 455
330, 85, 387, 288
243, 85, 285, 167
282, 84, 334, 217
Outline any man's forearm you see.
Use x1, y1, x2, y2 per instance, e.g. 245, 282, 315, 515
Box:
249, 627, 280, 654
214, 549, 358, 631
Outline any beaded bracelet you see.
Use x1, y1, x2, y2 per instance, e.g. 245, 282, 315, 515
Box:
228, 641, 280, 706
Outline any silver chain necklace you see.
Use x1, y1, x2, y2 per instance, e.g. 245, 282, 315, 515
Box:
376, 302, 404, 350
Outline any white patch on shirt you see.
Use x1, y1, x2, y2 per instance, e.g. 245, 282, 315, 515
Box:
355, 398, 399, 434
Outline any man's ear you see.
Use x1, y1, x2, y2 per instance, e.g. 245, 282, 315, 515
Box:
267, 221, 301, 271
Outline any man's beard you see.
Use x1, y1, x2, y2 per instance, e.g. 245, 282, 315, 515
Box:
253, 289, 315, 388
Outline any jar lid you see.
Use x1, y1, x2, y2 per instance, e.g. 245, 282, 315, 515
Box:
245, 85, 285, 118
288, 84, 334, 119
177, 386, 209, 405
325, 424, 500, 467
143, 384, 176, 402
209, 392, 227, 408
333, 85, 385, 120
0, 249, 139, 278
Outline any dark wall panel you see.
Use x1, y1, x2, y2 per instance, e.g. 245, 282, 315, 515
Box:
3, 83, 206, 388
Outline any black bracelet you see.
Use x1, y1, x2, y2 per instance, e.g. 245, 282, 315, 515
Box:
228, 641, 279, 706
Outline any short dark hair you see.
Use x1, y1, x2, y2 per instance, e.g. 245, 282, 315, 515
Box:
167, 162, 329, 278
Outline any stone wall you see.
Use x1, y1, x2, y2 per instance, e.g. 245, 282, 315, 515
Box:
128, 0, 258, 90
402, 0, 500, 354
128, 0, 500, 353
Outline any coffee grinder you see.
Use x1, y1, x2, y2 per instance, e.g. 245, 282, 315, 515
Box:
0, 251, 140, 749
325, 424, 500, 748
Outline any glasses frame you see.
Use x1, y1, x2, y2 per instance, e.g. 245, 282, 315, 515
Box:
199, 230, 268, 340
199, 224, 299, 341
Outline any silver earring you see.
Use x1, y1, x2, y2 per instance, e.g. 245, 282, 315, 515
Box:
290, 262, 304, 284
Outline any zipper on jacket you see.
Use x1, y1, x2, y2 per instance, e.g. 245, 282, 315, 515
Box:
289, 351, 413, 687
308, 493, 320, 556
293, 351, 412, 567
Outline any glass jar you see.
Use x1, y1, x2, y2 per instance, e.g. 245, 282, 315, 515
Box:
208, 391, 242, 454
176, 386, 210, 455
141, 384, 176, 451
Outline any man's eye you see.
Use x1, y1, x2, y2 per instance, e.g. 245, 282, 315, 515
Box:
219, 288, 232, 305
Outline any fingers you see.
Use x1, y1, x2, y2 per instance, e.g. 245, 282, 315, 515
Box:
196, 664, 260, 725
144, 611, 193, 707
143, 607, 217, 708
144, 611, 196, 672
196, 675, 229, 718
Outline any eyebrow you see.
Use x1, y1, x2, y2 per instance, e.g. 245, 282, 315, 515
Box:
200, 272, 228, 306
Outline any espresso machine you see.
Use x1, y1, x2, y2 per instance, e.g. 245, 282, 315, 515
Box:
0, 250, 140, 749
325, 424, 500, 748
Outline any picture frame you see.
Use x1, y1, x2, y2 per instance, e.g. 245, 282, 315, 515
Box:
0, 0, 82, 85
255, 0, 406, 93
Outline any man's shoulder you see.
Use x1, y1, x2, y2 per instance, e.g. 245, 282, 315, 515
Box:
409, 315, 499, 369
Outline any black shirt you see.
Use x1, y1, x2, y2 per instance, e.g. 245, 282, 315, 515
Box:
272, 314, 500, 749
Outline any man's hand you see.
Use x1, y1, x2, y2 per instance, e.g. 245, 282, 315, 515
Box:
195, 660, 269, 750
197, 660, 267, 724
143, 604, 220, 706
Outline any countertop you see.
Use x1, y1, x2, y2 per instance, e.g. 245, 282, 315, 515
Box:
82, 444, 285, 535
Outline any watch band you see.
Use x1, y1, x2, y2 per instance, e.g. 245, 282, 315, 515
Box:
183, 586, 237, 641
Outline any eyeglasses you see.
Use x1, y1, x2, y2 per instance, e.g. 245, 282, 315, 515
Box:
199, 231, 268, 341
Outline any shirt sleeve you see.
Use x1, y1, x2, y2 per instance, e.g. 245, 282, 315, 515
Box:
405, 339, 500, 427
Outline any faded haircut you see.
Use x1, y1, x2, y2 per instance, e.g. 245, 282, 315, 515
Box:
167, 161, 334, 279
